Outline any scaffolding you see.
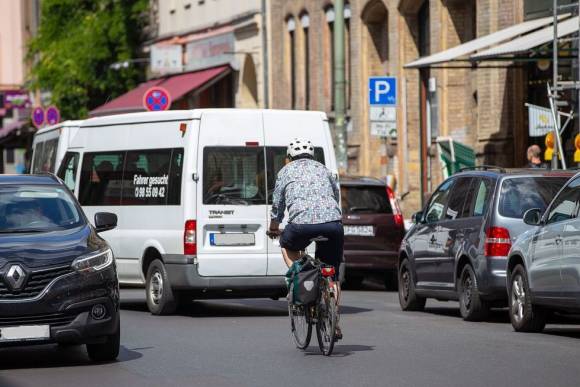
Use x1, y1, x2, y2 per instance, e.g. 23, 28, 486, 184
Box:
549, 0, 580, 169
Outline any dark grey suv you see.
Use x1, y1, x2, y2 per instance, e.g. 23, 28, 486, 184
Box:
398, 168, 574, 321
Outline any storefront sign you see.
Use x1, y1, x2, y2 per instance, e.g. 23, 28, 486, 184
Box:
4, 90, 31, 110
185, 32, 234, 71
150, 44, 183, 75
527, 103, 554, 137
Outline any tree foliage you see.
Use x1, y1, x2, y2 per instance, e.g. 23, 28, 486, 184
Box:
28, 0, 149, 119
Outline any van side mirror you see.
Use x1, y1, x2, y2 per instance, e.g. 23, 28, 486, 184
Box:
412, 211, 424, 224
523, 208, 542, 226
94, 212, 117, 233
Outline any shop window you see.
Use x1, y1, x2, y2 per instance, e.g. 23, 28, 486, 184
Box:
300, 12, 310, 110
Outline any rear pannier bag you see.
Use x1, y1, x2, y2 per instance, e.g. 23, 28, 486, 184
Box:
285, 256, 320, 306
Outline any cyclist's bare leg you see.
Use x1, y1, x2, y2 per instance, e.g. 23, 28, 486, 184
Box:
281, 248, 303, 268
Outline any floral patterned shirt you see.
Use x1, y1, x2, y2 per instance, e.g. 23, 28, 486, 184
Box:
271, 158, 341, 224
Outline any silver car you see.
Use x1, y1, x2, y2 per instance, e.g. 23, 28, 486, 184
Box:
507, 172, 580, 332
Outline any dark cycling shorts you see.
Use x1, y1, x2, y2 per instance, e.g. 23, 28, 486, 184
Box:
280, 221, 344, 278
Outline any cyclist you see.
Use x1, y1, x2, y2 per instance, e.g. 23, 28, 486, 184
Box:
267, 138, 344, 339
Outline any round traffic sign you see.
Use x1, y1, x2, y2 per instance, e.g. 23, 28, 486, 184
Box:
143, 87, 171, 112
45, 106, 60, 125
31, 107, 45, 128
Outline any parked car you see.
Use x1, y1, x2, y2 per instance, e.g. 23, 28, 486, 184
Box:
398, 167, 574, 321
341, 176, 405, 289
0, 174, 119, 361
33, 109, 341, 315
507, 172, 580, 332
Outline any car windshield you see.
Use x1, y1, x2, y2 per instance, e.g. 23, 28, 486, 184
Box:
498, 177, 569, 219
0, 185, 84, 233
341, 185, 393, 214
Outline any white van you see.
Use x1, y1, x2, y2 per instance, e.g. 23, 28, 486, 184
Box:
30, 120, 83, 175
51, 109, 339, 314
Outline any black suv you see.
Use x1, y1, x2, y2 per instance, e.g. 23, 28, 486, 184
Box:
398, 168, 574, 321
0, 175, 120, 361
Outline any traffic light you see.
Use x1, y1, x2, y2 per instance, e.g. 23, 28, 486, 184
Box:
545, 132, 554, 161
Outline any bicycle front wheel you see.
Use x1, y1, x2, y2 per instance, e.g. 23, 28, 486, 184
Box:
316, 284, 337, 356
289, 303, 312, 350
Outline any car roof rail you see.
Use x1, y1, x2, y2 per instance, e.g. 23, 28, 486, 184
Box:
457, 165, 506, 173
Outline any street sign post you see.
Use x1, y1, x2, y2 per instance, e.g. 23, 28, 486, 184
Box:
45, 106, 60, 125
143, 87, 171, 111
31, 107, 45, 129
368, 77, 397, 139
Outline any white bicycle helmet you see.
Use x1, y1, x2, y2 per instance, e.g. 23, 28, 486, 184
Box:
287, 137, 315, 159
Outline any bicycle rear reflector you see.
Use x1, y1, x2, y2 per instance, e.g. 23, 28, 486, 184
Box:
321, 267, 335, 277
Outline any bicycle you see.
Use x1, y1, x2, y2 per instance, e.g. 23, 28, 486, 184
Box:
285, 237, 340, 356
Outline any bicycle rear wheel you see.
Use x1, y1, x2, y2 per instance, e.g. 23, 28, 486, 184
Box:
289, 303, 312, 350
316, 283, 337, 356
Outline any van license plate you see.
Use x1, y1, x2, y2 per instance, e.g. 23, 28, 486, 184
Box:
344, 225, 374, 236
0, 325, 50, 342
210, 233, 255, 246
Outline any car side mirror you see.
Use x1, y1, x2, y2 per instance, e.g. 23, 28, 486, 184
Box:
412, 211, 424, 224
94, 212, 117, 233
523, 208, 542, 226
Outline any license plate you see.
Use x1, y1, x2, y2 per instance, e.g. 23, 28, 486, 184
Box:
210, 233, 255, 246
344, 225, 374, 236
0, 325, 50, 342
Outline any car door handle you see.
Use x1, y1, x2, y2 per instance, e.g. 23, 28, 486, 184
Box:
555, 236, 563, 245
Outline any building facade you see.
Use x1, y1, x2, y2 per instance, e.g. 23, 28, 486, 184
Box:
92, 0, 267, 116
0, 0, 40, 173
269, 0, 532, 215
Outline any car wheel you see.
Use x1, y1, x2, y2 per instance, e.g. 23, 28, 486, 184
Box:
458, 264, 489, 321
146, 259, 179, 315
508, 264, 546, 332
86, 319, 120, 362
398, 258, 426, 311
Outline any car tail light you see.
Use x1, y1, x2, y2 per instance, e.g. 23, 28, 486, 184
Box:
387, 186, 404, 228
321, 267, 335, 277
484, 227, 511, 257
184, 220, 197, 255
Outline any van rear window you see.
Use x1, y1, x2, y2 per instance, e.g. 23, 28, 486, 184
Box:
341, 185, 392, 214
499, 177, 569, 219
203, 147, 266, 205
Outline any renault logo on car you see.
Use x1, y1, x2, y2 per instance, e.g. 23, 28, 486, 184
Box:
5, 264, 27, 291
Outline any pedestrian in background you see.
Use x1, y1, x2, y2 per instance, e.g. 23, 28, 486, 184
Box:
527, 145, 546, 169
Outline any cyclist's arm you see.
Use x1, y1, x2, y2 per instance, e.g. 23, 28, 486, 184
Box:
270, 172, 286, 229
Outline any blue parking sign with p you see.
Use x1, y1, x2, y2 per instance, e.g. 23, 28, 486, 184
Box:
369, 77, 397, 106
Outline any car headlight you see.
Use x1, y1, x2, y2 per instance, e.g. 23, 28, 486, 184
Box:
72, 249, 113, 273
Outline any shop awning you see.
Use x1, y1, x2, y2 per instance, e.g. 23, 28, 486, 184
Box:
471, 16, 579, 61
405, 16, 555, 68
90, 65, 231, 117
436, 137, 476, 178
0, 120, 27, 139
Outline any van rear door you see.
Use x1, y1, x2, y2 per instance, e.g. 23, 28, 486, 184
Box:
263, 111, 336, 276
196, 111, 268, 277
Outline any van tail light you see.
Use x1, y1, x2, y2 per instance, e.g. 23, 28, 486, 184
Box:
387, 186, 404, 228
184, 220, 197, 255
321, 267, 335, 277
484, 227, 511, 257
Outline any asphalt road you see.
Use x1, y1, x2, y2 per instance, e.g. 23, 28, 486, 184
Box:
2, 281, 580, 387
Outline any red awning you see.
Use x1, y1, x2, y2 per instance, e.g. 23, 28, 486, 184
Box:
90, 65, 230, 117
0, 120, 27, 139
